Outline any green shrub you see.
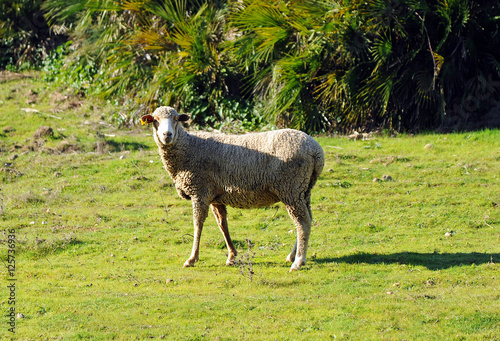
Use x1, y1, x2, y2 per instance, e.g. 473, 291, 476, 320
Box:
39, 0, 500, 132
0, 0, 67, 69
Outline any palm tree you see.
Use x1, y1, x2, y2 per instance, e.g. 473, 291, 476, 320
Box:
230, 0, 500, 132
43, 0, 500, 131
317, 0, 500, 131
228, 0, 336, 132
44, 0, 248, 126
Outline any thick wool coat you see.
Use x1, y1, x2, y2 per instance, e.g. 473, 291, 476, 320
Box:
148, 106, 324, 270
157, 127, 324, 210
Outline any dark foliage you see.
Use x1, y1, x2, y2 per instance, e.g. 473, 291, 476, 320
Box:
0, 0, 67, 69
3, 0, 499, 132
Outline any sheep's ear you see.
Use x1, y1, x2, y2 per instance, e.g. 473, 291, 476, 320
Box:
178, 114, 190, 122
141, 115, 155, 125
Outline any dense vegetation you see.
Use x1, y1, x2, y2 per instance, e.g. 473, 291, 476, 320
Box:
2, 0, 500, 132
0, 0, 66, 68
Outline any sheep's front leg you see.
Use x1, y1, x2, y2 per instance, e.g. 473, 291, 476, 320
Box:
211, 204, 237, 266
183, 199, 209, 268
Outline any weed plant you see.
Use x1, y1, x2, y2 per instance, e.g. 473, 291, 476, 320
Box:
235, 239, 255, 282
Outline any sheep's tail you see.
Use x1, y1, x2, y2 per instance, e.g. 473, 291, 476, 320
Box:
305, 147, 325, 214
309, 148, 325, 193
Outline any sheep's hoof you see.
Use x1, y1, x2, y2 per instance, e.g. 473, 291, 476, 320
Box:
289, 258, 306, 272
286, 253, 295, 263
183, 260, 196, 268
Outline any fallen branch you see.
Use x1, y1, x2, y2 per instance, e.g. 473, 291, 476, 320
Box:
21, 108, 62, 120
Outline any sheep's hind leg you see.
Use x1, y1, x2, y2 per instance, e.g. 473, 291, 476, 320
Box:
211, 204, 237, 266
286, 194, 312, 263
285, 202, 312, 272
184, 199, 209, 268
286, 241, 297, 263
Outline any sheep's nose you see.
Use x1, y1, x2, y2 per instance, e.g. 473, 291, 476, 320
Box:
166, 132, 172, 138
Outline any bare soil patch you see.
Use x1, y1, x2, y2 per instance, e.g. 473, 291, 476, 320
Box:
0, 71, 34, 83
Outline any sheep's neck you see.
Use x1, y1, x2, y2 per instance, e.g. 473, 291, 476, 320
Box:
158, 133, 189, 180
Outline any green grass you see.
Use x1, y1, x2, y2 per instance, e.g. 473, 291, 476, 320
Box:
1, 72, 499, 340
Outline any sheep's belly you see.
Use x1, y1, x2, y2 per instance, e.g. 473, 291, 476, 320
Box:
213, 190, 280, 209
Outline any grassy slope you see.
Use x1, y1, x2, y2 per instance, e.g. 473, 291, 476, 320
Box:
0, 72, 499, 340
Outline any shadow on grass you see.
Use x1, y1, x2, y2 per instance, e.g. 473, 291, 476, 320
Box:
102, 139, 150, 152
15, 234, 84, 258
317, 252, 499, 270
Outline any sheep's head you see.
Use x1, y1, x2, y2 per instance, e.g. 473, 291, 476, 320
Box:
141, 107, 189, 145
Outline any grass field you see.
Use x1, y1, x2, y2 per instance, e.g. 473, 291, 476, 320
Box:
1, 72, 499, 340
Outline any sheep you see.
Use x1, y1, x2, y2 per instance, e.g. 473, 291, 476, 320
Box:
142, 106, 324, 271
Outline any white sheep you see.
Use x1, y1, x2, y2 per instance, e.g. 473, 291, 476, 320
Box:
142, 106, 324, 271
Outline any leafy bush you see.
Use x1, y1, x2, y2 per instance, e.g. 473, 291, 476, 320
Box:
38, 0, 500, 132
230, 0, 500, 132
43, 41, 98, 95
0, 0, 67, 69
43, 0, 256, 128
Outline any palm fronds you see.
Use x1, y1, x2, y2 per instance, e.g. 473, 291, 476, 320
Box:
39, 0, 500, 131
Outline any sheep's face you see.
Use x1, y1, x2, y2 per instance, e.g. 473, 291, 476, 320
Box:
142, 107, 189, 146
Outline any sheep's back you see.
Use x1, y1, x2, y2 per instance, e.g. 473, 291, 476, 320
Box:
186, 129, 323, 208
194, 129, 318, 159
